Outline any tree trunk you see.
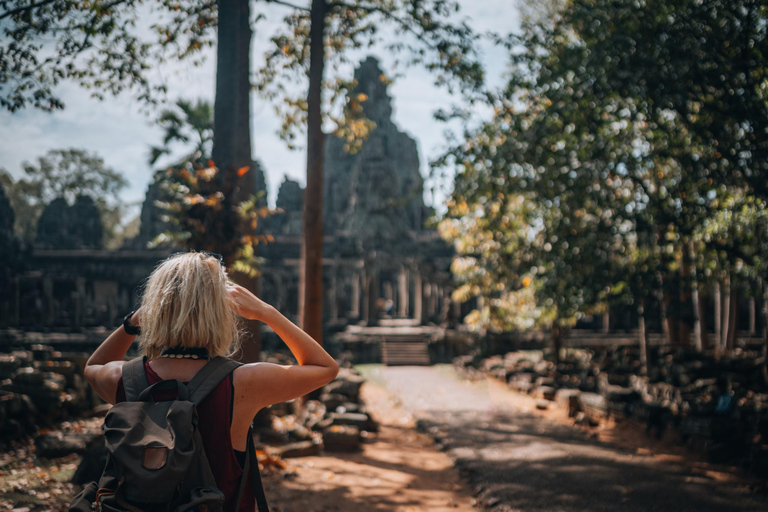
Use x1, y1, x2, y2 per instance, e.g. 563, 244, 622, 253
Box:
759, 278, 768, 385
721, 278, 731, 356
211, 0, 260, 361
638, 301, 648, 376
663, 289, 678, 346
658, 288, 670, 345
714, 283, 721, 352
726, 288, 739, 351
551, 323, 562, 366
298, 0, 327, 345
698, 288, 710, 349
689, 242, 703, 351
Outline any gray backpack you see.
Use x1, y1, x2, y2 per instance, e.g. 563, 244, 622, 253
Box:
69, 356, 269, 512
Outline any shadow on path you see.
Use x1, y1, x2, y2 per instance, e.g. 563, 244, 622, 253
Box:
377, 366, 768, 512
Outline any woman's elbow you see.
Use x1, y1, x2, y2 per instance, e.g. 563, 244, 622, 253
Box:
325, 360, 340, 383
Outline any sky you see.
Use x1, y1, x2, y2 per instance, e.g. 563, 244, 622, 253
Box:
0, 0, 519, 220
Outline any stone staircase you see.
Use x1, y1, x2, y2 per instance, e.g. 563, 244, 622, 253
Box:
380, 337, 431, 366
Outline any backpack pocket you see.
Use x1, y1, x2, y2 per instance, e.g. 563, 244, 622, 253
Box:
68, 481, 98, 512
177, 486, 225, 512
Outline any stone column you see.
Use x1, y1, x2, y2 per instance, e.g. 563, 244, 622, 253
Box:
366, 264, 380, 326
602, 308, 610, 333
438, 286, 450, 325
330, 256, 339, 322
422, 280, 432, 324
350, 270, 361, 319
43, 276, 54, 326
412, 269, 423, 324
398, 264, 409, 318
73, 276, 86, 328
427, 283, 438, 319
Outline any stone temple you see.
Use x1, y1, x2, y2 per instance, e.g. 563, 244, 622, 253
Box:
0, 57, 470, 362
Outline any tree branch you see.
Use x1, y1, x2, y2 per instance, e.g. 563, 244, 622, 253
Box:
327, 0, 439, 51
264, 0, 310, 12
0, 0, 58, 21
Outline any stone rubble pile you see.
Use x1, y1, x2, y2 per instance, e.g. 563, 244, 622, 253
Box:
455, 346, 768, 478
255, 352, 378, 457
0, 344, 96, 442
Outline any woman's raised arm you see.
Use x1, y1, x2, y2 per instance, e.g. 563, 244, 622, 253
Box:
227, 283, 339, 410
83, 310, 140, 404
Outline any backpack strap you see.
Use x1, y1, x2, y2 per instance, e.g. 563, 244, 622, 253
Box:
235, 425, 269, 512
186, 356, 243, 405
122, 356, 150, 402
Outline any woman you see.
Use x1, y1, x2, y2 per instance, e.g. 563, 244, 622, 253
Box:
83, 251, 339, 511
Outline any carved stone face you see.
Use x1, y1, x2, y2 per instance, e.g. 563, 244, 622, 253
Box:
353, 57, 393, 125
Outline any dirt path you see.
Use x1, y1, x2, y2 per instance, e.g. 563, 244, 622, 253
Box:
369, 365, 768, 512
266, 380, 477, 512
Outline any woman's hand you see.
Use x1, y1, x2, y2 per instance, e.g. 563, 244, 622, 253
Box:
226, 282, 275, 323
130, 308, 142, 327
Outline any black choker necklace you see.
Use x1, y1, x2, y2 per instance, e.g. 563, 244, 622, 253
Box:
159, 347, 210, 360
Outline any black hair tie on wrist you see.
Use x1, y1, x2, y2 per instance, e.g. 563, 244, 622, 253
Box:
123, 310, 141, 336
160, 347, 210, 360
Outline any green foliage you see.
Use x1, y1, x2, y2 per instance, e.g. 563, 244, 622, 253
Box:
255, 0, 484, 150
151, 162, 273, 277
150, 99, 214, 165
145, 98, 274, 275
0, 0, 215, 111
440, 0, 768, 336
0, 149, 128, 244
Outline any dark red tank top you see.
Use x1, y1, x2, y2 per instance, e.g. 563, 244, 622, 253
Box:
115, 361, 256, 512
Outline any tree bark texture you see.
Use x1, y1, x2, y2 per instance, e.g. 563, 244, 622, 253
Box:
299, 0, 327, 345
212, 0, 260, 361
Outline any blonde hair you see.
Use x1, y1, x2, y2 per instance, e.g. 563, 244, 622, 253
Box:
138, 252, 241, 359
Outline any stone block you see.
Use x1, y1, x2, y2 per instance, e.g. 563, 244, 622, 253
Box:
35, 432, 97, 458
535, 386, 557, 401
320, 393, 348, 411
324, 375, 365, 401
322, 425, 361, 452
270, 440, 323, 458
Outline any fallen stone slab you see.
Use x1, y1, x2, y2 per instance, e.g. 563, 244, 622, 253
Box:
320, 393, 348, 411
535, 386, 557, 401
555, 389, 581, 417
579, 392, 608, 420
35, 432, 98, 458
322, 425, 361, 452
335, 401, 361, 414
269, 440, 323, 458
324, 376, 366, 402
329, 412, 368, 429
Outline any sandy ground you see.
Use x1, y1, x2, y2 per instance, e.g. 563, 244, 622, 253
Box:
4, 364, 767, 512
266, 381, 477, 512
372, 365, 768, 512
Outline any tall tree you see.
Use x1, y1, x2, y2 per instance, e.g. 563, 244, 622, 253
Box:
300, 0, 328, 343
